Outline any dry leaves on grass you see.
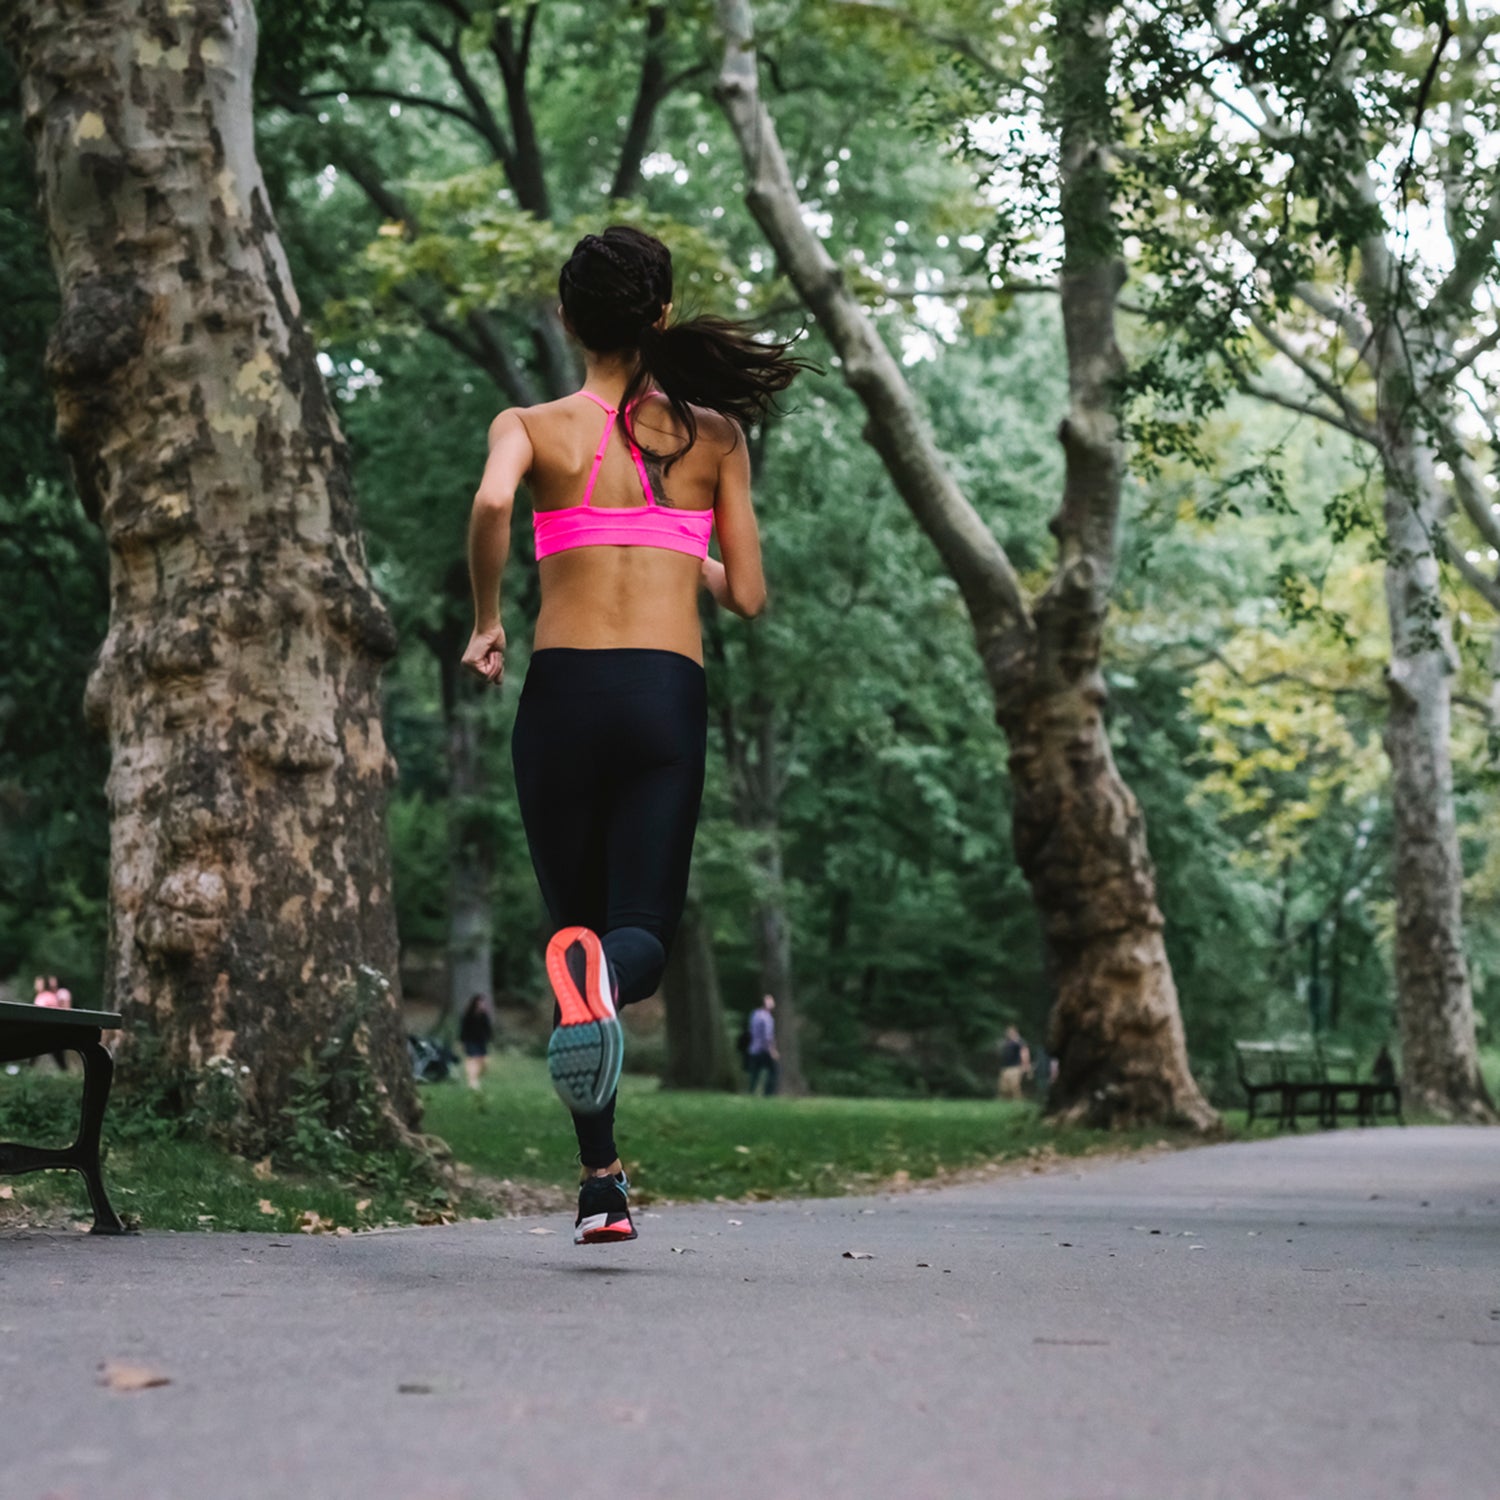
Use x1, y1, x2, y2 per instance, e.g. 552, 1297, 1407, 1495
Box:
0, 1185, 12, 1200
251, 1158, 273, 1181
98, 1361, 170, 1392
258, 1200, 276, 1216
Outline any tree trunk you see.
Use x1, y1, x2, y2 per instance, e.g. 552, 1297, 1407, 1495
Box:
440, 653, 495, 1024
661, 880, 740, 1091
747, 820, 804, 1094
1350, 202, 1496, 1120
1376, 420, 1493, 1118
2, 0, 419, 1152
708, 606, 808, 1095
1017, 0, 1214, 1129
715, 0, 1215, 1129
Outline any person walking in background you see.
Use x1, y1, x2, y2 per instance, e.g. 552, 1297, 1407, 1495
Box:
463, 225, 808, 1245
745, 994, 780, 1096
997, 1024, 1031, 1100
458, 993, 494, 1092
32, 975, 70, 1071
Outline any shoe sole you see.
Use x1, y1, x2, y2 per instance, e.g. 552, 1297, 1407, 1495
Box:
546, 927, 623, 1116
574, 1212, 638, 1245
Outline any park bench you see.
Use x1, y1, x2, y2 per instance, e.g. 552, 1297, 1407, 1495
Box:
0, 1001, 126, 1233
1234, 1039, 1403, 1130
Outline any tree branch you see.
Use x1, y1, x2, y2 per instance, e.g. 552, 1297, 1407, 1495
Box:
411, 24, 517, 174
1243, 379, 1378, 445
611, 2, 670, 201
488, 3, 550, 216
1441, 530, 1500, 613
714, 0, 1035, 687
1246, 309, 1376, 442
829, 0, 1045, 100
295, 86, 489, 140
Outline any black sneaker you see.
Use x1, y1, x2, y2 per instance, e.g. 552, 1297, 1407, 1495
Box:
574, 1171, 636, 1245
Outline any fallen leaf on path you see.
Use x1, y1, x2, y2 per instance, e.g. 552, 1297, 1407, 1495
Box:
99, 1361, 170, 1392
669, 1246, 694, 1254
526, 1227, 554, 1236
917, 1262, 931, 1268
842, 1250, 874, 1260
398, 1382, 433, 1395
727, 1219, 743, 1226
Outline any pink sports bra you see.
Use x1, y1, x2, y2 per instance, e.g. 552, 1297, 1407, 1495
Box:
531, 391, 714, 561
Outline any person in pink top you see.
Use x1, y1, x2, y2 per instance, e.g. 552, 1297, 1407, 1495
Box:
463, 226, 810, 1244
32, 975, 70, 1071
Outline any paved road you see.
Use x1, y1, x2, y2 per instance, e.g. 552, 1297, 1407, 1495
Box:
3, 1127, 1497, 1500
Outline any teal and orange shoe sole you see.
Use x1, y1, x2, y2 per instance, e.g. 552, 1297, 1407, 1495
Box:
546, 927, 622, 1116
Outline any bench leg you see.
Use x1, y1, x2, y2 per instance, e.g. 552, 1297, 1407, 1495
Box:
71, 1040, 126, 1235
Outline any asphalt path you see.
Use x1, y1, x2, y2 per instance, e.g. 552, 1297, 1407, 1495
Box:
3, 1126, 1497, 1500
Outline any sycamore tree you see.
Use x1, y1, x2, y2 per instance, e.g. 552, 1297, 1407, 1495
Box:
1108, 0, 1499, 1118
714, 0, 1216, 1127
0, 0, 419, 1153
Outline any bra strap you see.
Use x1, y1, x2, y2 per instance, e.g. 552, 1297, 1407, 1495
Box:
624, 397, 659, 508
578, 395, 617, 509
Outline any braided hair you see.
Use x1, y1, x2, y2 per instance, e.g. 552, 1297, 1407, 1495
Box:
558, 226, 813, 468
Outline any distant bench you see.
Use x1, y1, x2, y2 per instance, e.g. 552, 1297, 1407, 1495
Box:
1234, 1040, 1403, 1131
0, 1001, 126, 1233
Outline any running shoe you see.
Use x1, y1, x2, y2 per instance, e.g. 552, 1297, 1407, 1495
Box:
545, 926, 622, 1115
575, 1171, 636, 1244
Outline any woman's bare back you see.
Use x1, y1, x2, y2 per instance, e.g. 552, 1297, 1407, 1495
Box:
517, 394, 736, 662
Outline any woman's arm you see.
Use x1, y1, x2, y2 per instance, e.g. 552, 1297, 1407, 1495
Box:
463, 410, 533, 683
704, 426, 766, 618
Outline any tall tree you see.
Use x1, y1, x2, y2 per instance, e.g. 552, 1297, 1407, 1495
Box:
714, 0, 1216, 1128
0, 0, 419, 1150
1118, 0, 1498, 1119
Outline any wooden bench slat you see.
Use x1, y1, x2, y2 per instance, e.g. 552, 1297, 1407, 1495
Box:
0, 1000, 122, 1029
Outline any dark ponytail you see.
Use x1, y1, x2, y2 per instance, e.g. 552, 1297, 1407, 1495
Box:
558, 225, 815, 468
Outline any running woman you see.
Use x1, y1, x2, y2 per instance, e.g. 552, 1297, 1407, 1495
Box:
462, 226, 809, 1245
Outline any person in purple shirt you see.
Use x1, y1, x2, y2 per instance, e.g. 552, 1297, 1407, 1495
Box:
745, 994, 780, 1096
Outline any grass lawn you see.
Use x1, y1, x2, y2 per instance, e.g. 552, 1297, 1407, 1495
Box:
422, 1053, 1171, 1204
0, 1051, 1340, 1234
0, 1069, 444, 1235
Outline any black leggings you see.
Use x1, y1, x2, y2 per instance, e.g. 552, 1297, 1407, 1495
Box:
511, 648, 707, 1167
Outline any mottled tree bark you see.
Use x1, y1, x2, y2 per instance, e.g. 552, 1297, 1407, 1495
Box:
716, 0, 1215, 1128
2, 0, 419, 1150
1359, 258, 1493, 1118
660, 880, 740, 1091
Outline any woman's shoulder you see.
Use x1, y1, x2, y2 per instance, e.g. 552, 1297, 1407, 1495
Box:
638, 396, 741, 454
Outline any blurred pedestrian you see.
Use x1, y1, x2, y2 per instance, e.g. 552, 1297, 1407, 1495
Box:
997, 1024, 1031, 1100
458, 993, 495, 1092
745, 994, 780, 1097
32, 975, 70, 1071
